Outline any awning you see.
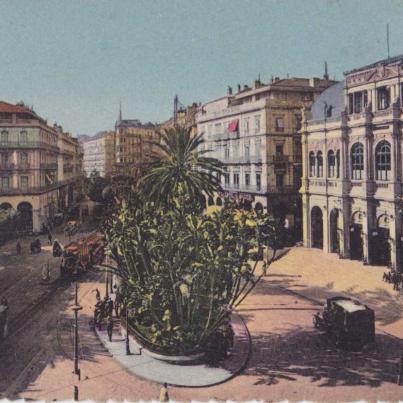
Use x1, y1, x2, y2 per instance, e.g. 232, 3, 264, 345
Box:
228, 119, 239, 133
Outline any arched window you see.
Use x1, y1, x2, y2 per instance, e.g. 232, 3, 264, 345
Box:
309, 151, 315, 177
328, 150, 335, 177
375, 140, 391, 181
317, 151, 323, 177
351, 143, 364, 180
336, 150, 340, 178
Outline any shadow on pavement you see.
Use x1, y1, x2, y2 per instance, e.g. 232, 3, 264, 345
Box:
244, 326, 401, 388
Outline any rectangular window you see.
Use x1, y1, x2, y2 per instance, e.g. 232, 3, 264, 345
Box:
224, 170, 230, 185
244, 145, 250, 161
377, 87, 390, 110
254, 116, 261, 134
243, 119, 249, 134
1, 131, 8, 143
1, 176, 10, 189
20, 176, 29, 189
245, 173, 250, 188
275, 117, 284, 132
354, 92, 363, 113
233, 173, 239, 188
276, 174, 284, 188
214, 123, 222, 135
20, 131, 28, 143
276, 144, 283, 156
256, 173, 261, 190
224, 145, 230, 160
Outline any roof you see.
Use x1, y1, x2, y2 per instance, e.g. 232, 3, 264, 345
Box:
334, 299, 366, 313
116, 119, 155, 129
0, 101, 37, 117
344, 53, 403, 75
310, 81, 345, 121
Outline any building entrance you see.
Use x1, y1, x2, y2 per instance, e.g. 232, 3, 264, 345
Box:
311, 206, 323, 249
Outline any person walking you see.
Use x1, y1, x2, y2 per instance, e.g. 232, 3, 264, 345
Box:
48, 232, 53, 245
16, 241, 21, 255
159, 383, 169, 402
93, 288, 101, 302
107, 315, 113, 342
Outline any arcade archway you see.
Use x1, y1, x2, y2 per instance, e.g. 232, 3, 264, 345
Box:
329, 208, 340, 253
371, 214, 391, 266
17, 202, 33, 232
350, 211, 364, 260
311, 206, 323, 249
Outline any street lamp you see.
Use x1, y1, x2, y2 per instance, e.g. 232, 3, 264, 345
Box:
125, 307, 133, 355
72, 282, 83, 380
105, 271, 109, 298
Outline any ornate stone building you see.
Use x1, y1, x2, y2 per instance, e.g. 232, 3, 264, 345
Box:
196, 76, 334, 234
301, 54, 403, 272
0, 101, 83, 232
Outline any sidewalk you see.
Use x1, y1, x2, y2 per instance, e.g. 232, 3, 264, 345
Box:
95, 313, 250, 387
268, 247, 403, 338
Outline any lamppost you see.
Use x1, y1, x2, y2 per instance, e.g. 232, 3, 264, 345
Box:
125, 307, 133, 355
72, 282, 82, 380
105, 271, 109, 299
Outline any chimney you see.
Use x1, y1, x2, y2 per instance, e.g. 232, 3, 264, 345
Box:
309, 77, 320, 87
237, 84, 241, 92
227, 86, 232, 95
253, 80, 260, 89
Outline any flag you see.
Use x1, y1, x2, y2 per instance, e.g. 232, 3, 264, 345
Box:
228, 119, 239, 133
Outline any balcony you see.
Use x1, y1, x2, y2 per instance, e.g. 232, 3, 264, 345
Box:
268, 154, 289, 163
40, 162, 58, 170
0, 141, 59, 152
221, 184, 266, 194
0, 162, 31, 170
0, 182, 64, 196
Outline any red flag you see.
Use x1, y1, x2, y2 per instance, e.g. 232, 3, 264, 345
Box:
228, 119, 239, 133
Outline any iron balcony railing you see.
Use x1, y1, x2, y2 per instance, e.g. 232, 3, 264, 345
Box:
0, 141, 59, 152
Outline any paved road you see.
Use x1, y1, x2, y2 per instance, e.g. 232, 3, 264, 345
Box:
9, 274, 402, 402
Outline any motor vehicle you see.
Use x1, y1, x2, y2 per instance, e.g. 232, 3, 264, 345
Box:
313, 296, 375, 349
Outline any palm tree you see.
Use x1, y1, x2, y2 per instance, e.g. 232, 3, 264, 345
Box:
138, 125, 222, 206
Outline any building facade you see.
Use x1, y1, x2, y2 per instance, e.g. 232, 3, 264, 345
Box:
81, 132, 114, 178
113, 116, 159, 179
0, 101, 83, 232
301, 54, 403, 272
196, 76, 334, 233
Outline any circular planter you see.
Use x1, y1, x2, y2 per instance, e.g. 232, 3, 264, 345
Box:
120, 327, 206, 365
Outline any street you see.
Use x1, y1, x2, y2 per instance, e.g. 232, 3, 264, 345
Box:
0, 243, 400, 401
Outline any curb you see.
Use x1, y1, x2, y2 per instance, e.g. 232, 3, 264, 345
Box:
94, 312, 251, 388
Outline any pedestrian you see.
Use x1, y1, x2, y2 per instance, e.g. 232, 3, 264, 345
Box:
159, 383, 169, 402
16, 241, 21, 255
92, 288, 101, 302
107, 315, 113, 342
107, 298, 114, 317
48, 232, 52, 245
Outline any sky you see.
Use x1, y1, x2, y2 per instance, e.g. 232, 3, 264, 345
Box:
1, 0, 403, 135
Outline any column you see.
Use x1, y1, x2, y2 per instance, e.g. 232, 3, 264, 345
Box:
342, 199, 351, 258
323, 205, 330, 253
302, 195, 310, 247
362, 210, 370, 265
389, 213, 398, 271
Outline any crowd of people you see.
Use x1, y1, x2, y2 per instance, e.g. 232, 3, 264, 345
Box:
382, 270, 403, 291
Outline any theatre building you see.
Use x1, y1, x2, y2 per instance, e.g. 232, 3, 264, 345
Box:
301, 55, 403, 272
